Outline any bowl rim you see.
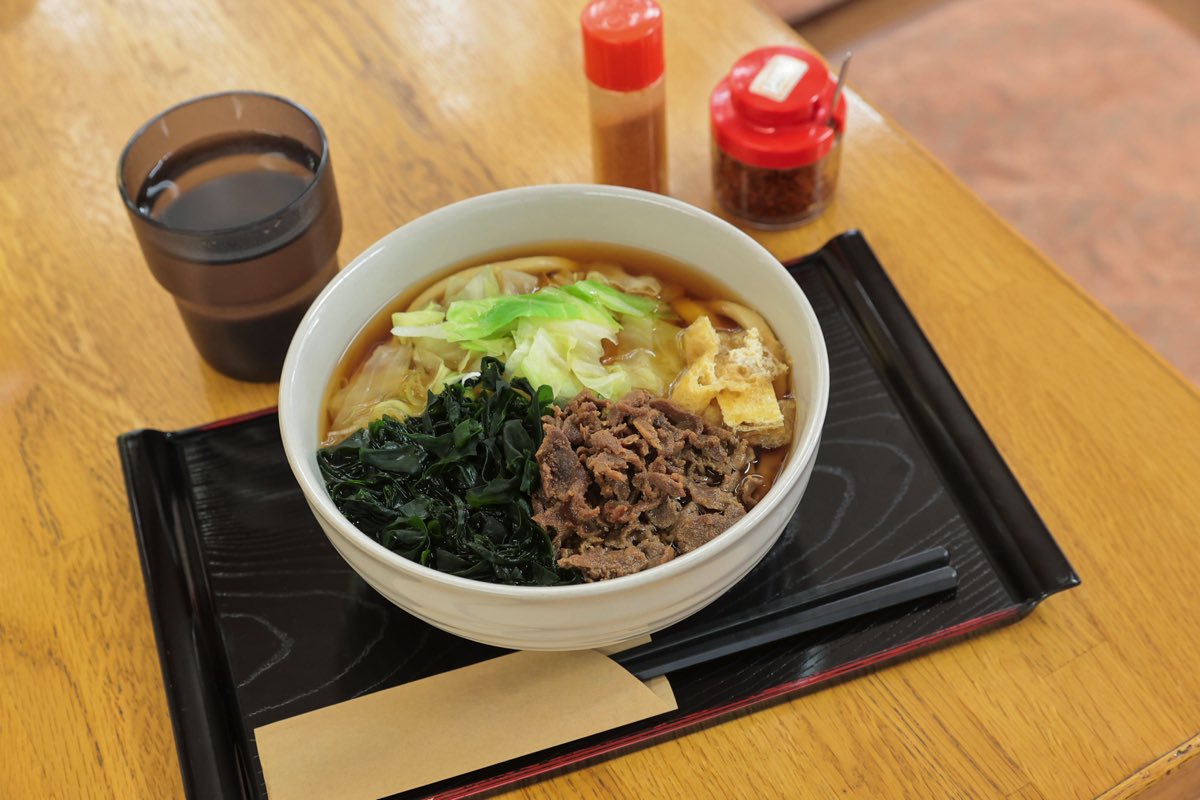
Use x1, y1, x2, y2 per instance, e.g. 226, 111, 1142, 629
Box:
279, 184, 830, 598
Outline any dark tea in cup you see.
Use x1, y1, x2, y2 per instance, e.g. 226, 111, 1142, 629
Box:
118, 92, 341, 382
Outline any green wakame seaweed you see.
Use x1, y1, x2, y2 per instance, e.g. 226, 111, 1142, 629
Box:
317, 357, 578, 586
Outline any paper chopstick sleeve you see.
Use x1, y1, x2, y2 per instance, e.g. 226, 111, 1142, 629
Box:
255, 649, 677, 800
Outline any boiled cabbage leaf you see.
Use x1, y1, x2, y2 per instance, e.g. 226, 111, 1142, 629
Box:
369, 274, 677, 423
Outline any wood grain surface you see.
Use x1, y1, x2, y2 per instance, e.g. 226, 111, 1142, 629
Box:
1, 1, 1198, 798
1097, 733, 1200, 800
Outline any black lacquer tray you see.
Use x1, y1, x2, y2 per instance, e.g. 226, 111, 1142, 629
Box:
118, 231, 1078, 800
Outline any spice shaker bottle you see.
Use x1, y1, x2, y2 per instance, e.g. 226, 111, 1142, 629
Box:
581, 0, 667, 193
711, 46, 847, 229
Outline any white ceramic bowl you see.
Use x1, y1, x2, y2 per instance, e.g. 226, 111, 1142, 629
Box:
279, 185, 829, 650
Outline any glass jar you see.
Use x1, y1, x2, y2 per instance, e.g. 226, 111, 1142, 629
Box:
710, 47, 847, 229
581, 0, 668, 194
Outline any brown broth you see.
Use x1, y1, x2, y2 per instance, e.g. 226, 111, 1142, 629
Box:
321, 241, 795, 485
747, 444, 789, 501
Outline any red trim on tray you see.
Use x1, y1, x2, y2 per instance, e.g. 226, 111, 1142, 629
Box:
428, 606, 1023, 800
196, 406, 278, 431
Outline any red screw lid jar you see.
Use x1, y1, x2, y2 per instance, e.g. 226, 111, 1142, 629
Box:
711, 46, 847, 228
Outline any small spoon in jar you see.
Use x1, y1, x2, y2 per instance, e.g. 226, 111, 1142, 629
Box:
828, 51, 852, 127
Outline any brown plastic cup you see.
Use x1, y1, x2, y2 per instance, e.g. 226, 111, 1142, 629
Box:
118, 91, 342, 382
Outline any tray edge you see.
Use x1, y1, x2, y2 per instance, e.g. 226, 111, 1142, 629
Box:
817, 230, 1080, 603
118, 430, 247, 800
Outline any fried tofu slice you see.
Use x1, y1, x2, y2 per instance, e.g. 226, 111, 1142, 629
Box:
714, 327, 788, 434
717, 375, 783, 432
670, 316, 722, 413
717, 328, 787, 389
673, 317, 793, 441
742, 398, 795, 449
683, 313, 721, 361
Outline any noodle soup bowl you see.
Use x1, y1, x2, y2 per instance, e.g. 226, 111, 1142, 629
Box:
280, 184, 829, 650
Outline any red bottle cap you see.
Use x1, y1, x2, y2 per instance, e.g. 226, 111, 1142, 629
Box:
581, 0, 664, 92
711, 46, 847, 170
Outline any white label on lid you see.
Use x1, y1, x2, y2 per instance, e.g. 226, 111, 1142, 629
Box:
748, 54, 810, 103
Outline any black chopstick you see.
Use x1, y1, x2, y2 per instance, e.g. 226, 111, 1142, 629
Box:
616, 546, 950, 668
614, 547, 957, 681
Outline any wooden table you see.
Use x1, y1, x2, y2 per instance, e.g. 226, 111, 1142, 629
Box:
3, 1, 1199, 797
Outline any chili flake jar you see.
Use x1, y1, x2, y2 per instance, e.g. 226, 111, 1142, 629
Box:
711, 46, 847, 229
